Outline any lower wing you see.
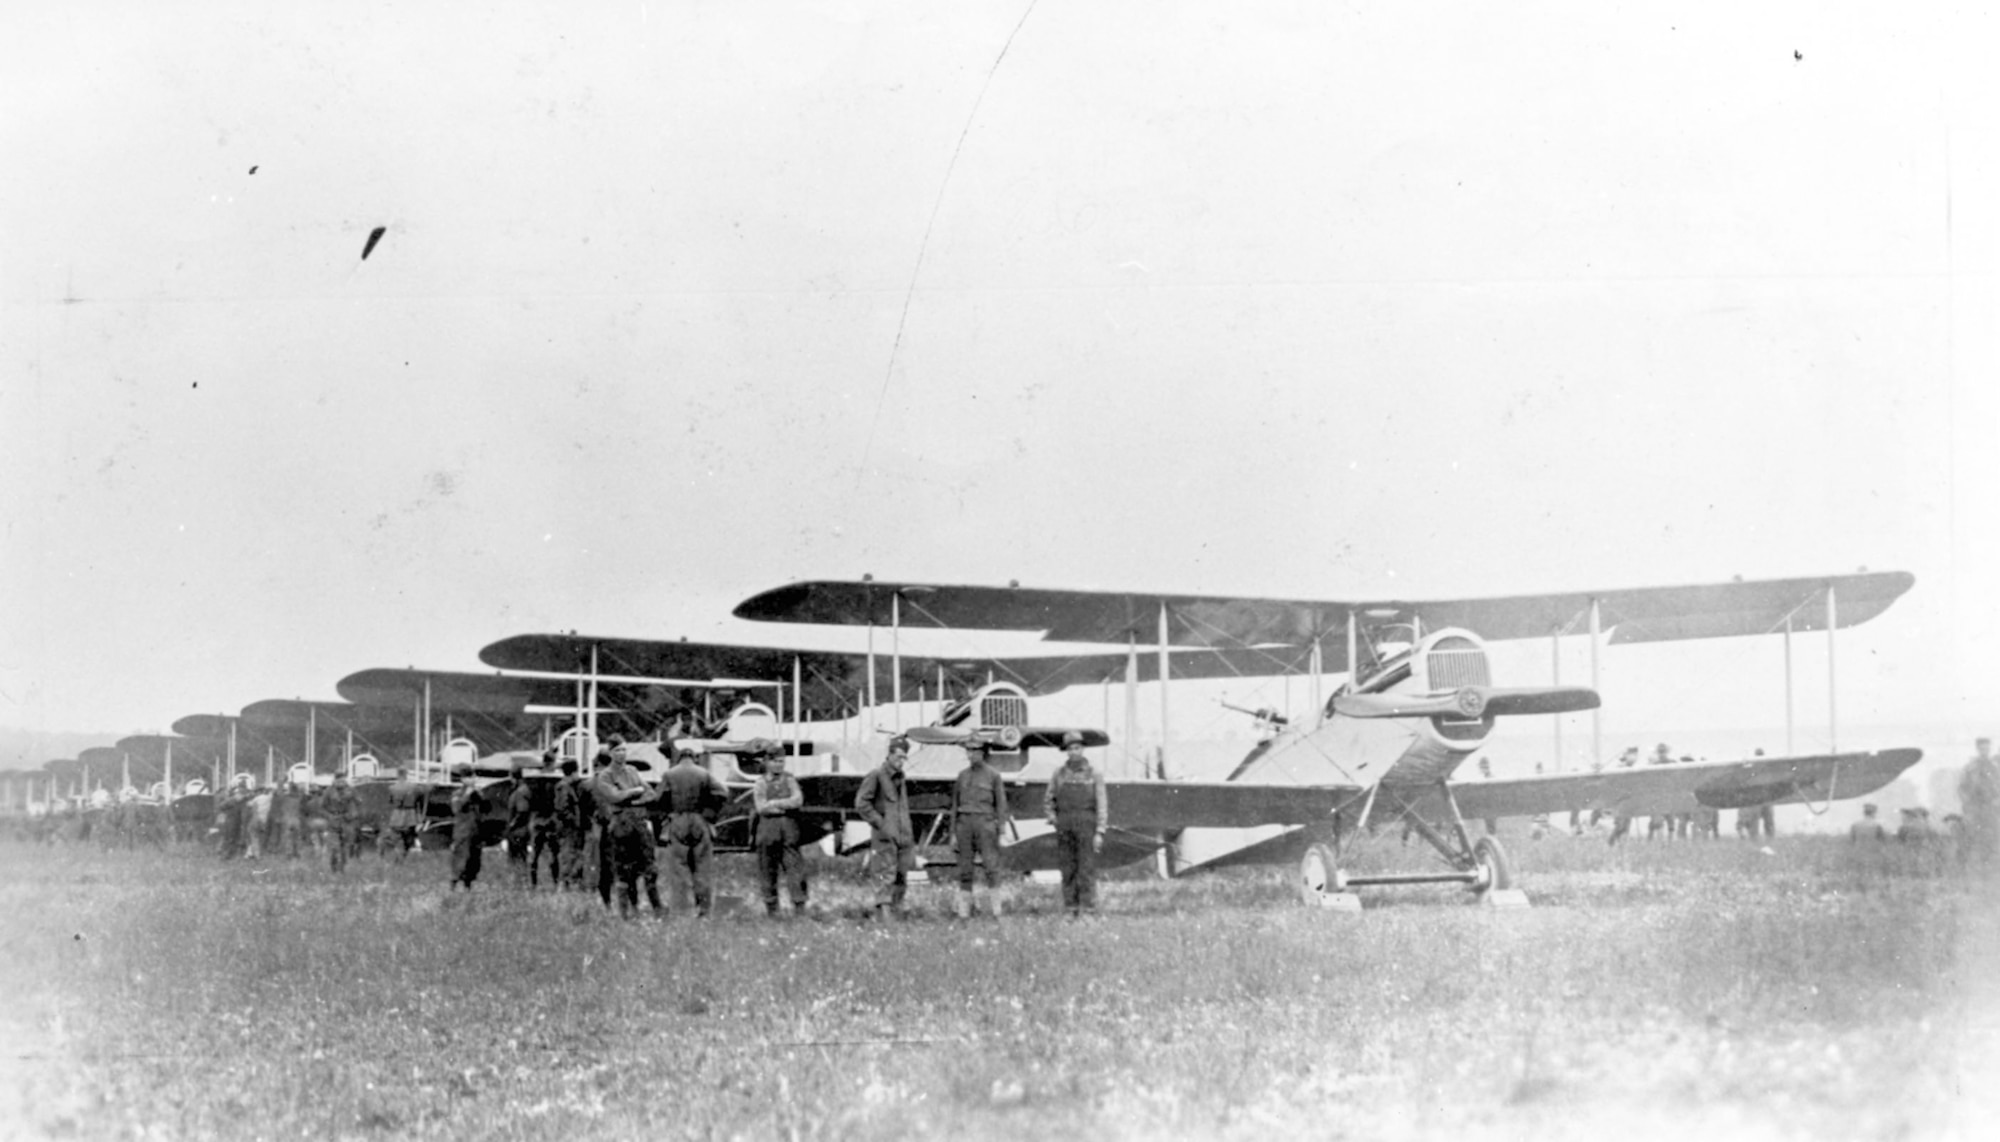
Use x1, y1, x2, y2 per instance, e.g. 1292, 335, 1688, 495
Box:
1439, 748, 1922, 822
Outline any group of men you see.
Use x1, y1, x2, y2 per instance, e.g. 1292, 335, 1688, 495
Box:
444, 741, 738, 920
855, 730, 1108, 920
33, 724, 1124, 917
213, 773, 359, 870
462, 727, 1112, 921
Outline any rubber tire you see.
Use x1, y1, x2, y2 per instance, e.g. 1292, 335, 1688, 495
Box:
1299, 841, 1344, 906
1471, 834, 1515, 894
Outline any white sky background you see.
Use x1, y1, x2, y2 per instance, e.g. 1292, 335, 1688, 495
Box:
2, 2, 1995, 761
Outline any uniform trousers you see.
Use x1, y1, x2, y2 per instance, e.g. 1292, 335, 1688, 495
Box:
954, 815, 1005, 891
662, 814, 715, 916
755, 817, 808, 913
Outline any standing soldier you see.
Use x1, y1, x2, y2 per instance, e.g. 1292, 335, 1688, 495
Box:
1043, 731, 1108, 917
1849, 803, 1889, 842
527, 753, 562, 888
217, 775, 252, 860
448, 764, 486, 891
554, 759, 588, 890
855, 737, 916, 919
505, 765, 534, 886
590, 747, 661, 917
270, 779, 304, 860
589, 749, 618, 908
951, 740, 1011, 919
385, 772, 425, 859
658, 747, 729, 918
1958, 737, 1999, 865
321, 774, 357, 873
751, 743, 808, 917
244, 782, 273, 860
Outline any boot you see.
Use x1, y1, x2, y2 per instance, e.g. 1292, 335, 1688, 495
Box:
955, 890, 972, 920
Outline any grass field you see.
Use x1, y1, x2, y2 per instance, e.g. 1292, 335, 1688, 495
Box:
2, 831, 1995, 1141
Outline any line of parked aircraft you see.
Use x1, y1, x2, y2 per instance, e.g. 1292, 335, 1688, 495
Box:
11, 570, 1922, 908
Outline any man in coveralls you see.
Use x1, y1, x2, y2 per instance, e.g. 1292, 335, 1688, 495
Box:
1043, 731, 1108, 916
951, 739, 1011, 919
855, 737, 915, 918
658, 746, 729, 918
590, 746, 660, 917
751, 742, 808, 916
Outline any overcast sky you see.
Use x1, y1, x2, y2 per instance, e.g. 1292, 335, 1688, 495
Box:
3, 2, 1994, 764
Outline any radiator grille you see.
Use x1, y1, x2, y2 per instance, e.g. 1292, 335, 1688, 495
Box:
980, 693, 1029, 728
1426, 636, 1491, 689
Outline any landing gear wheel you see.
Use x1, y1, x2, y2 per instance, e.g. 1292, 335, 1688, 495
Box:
1471, 835, 1514, 894
1298, 842, 1346, 906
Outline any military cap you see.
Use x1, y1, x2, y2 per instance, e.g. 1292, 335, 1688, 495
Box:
1062, 731, 1085, 746
886, 737, 910, 756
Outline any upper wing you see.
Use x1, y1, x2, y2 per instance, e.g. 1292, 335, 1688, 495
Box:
732, 571, 1914, 651
1440, 748, 1922, 822
476, 633, 1310, 718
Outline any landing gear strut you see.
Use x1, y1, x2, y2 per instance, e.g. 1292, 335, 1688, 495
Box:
1298, 781, 1529, 909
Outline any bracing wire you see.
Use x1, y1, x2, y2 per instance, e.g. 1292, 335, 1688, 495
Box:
853, 0, 1042, 493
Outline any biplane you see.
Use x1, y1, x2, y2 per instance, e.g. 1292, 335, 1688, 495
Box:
723, 570, 1922, 906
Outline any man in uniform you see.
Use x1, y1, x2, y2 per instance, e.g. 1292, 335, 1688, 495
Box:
1958, 737, 1999, 864
590, 746, 661, 917
1897, 806, 1938, 844
855, 737, 915, 919
751, 743, 808, 917
951, 739, 1011, 919
526, 752, 562, 888
658, 747, 729, 918
385, 773, 425, 859
321, 774, 357, 873
1849, 802, 1888, 842
448, 763, 486, 891
505, 764, 535, 885
1044, 731, 1108, 917
215, 778, 244, 858
270, 779, 304, 859
244, 781, 273, 860
553, 759, 588, 890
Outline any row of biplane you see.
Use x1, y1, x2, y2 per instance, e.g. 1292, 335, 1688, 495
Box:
12, 571, 1923, 907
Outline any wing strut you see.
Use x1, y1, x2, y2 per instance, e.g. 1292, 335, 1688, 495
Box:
1588, 598, 1602, 773
1827, 584, 1839, 754
891, 593, 902, 732
1124, 634, 1138, 780
1157, 602, 1171, 778
1550, 626, 1563, 772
